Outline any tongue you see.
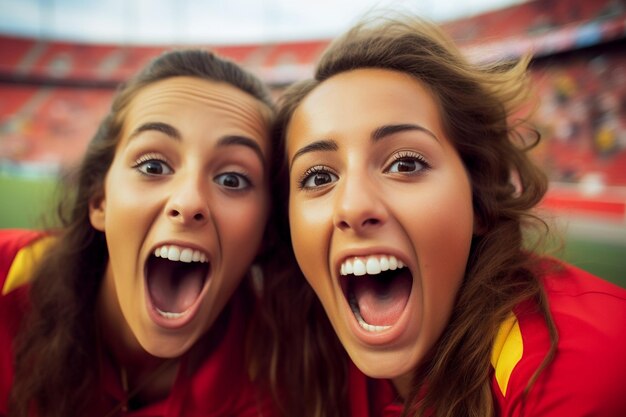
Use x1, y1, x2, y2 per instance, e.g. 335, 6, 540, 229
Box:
148, 260, 205, 314
352, 270, 412, 326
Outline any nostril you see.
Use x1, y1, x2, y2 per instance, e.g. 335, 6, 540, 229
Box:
193, 213, 205, 222
337, 217, 380, 231
169, 209, 180, 218
363, 218, 380, 227
338, 220, 350, 230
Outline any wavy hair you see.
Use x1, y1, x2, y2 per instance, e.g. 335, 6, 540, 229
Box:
270, 15, 556, 417
9, 49, 276, 417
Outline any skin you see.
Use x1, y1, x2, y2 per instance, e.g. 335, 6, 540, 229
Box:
286, 69, 475, 397
89, 76, 271, 387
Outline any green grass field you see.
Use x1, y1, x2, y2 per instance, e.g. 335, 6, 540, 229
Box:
559, 239, 625, 288
1, 174, 624, 288
0, 174, 62, 229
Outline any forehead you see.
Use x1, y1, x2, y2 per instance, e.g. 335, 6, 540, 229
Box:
289, 68, 441, 137
125, 76, 271, 141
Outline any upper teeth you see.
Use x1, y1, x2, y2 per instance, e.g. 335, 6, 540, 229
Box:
154, 245, 208, 263
340, 255, 405, 276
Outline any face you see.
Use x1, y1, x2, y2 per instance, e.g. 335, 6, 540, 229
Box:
89, 76, 271, 358
286, 69, 474, 391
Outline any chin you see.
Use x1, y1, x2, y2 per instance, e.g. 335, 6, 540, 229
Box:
353, 350, 416, 379
140, 332, 197, 358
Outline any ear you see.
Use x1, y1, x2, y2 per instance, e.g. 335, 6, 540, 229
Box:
89, 194, 106, 232
509, 168, 523, 198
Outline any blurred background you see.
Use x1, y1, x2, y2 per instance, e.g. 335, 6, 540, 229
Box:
0, 0, 624, 287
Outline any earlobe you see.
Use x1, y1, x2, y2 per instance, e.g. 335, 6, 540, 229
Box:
89, 195, 106, 231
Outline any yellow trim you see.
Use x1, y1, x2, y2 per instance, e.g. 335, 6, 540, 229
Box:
490, 312, 523, 397
2, 236, 55, 295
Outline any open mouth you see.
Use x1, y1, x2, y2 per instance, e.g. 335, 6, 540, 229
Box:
145, 244, 210, 320
340, 255, 412, 333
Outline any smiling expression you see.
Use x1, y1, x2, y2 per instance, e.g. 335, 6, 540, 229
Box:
89, 76, 271, 358
286, 69, 475, 391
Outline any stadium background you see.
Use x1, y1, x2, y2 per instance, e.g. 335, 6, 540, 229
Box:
1, 0, 624, 287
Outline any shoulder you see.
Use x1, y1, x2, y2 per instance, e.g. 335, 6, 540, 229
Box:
0, 229, 51, 412
0, 229, 53, 295
539, 258, 626, 340
491, 258, 626, 416
540, 257, 626, 298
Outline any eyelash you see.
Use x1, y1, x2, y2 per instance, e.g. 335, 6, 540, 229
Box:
384, 151, 430, 173
297, 165, 336, 190
296, 151, 430, 191
131, 153, 255, 192
132, 153, 172, 176
214, 171, 253, 191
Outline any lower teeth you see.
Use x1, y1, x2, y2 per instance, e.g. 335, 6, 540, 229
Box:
349, 295, 391, 333
156, 308, 188, 319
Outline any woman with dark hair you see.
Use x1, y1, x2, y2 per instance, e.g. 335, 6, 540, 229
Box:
0, 49, 283, 416
273, 15, 626, 417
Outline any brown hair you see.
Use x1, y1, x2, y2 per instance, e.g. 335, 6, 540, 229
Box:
271, 15, 556, 417
9, 49, 276, 417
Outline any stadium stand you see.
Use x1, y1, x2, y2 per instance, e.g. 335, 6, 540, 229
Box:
1, 0, 625, 220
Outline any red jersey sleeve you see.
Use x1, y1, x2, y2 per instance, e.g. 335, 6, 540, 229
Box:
492, 260, 626, 417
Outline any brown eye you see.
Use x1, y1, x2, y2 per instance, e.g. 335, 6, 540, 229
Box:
313, 172, 333, 186
300, 167, 338, 190
385, 152, 429, 174
394, 159, 418, 172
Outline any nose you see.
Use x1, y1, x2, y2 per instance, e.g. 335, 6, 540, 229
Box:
165, 176, 210, 227
332, 173, 387, 233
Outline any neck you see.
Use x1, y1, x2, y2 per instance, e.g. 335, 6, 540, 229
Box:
392, 372, 413, 401
96, 265, 180, 407
97, 315, 180, 409
96, 265, 148, 368
121, 357, 179, 409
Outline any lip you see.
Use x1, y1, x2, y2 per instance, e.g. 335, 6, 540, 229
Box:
333, 247, 417, 346
144, 240, 213, 330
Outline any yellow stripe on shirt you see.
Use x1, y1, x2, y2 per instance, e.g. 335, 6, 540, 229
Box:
2, 236, 54, 295
490, 312, 524, 397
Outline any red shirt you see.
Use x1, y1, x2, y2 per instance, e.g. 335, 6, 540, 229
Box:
347, 260, 626, 417
0, 229, 279, 417
347, 362, 402, 417
491, 261, 626, 416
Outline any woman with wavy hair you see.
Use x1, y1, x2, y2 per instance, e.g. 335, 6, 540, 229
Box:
0, 49, 286, 416
272, 15, 626, 417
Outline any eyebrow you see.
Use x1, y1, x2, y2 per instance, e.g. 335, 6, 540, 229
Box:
130, 122, 181, 141
290, 139, 338, 170
129, 122, 266, 167
289, 123, 438, 169
217, 135, 266, 168
372, 123, 439, 143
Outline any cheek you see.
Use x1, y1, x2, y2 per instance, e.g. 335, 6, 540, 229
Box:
101, 174, 147, 265
409, 183, 474, 321
103, 167, 150, 225
219, 197, 268, 255
288, 198, 330, 287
